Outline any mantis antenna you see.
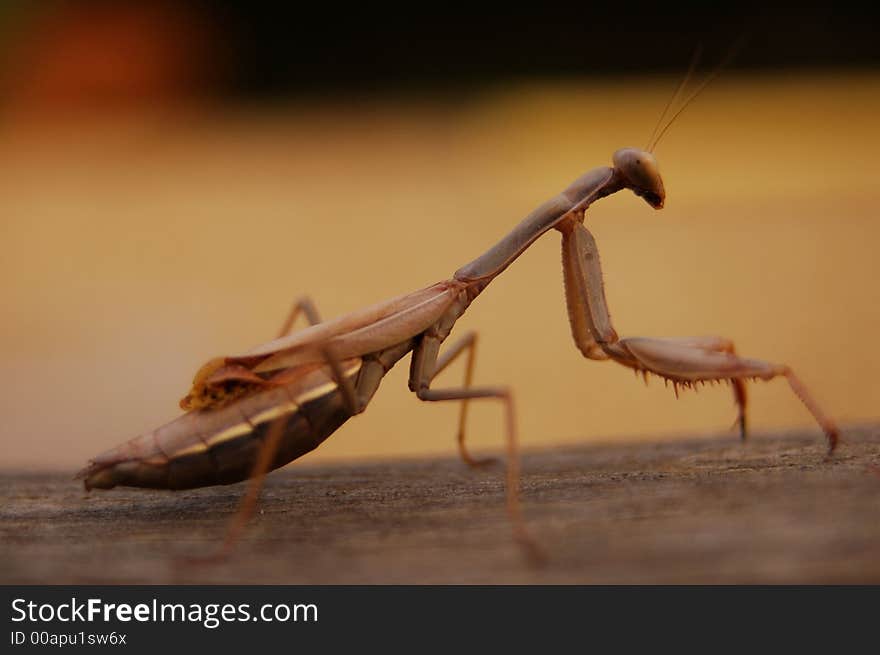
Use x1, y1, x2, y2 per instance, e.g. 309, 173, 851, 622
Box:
645, 45, 703, 151
649, 36, 749, 152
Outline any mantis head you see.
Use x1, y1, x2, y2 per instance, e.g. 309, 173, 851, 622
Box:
612, 147, 665, 209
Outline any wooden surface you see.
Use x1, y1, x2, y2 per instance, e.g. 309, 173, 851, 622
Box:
2, 426, 879, 584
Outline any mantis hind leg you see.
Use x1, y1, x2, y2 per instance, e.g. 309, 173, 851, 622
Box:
276, 296, 323, 337
186, 296, 365, 566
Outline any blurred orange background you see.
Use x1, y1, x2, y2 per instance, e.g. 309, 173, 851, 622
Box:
1, 4, 877, 472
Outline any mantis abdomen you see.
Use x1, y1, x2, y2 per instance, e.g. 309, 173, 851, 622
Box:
82, 360, 366, 490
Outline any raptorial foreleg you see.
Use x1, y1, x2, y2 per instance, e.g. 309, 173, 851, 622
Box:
559, 219, 838, 452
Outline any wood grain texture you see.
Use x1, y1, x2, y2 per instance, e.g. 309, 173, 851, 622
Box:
2, 426, 878, 584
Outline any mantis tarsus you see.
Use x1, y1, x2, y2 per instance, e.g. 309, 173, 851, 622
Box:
79, 140, 840, 562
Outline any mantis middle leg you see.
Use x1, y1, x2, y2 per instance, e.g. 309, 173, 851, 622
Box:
559, 219, 839, 453
421, 331, 498, 468
409, 330, 542, 562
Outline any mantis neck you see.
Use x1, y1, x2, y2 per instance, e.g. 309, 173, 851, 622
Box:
452, 166, 621, 285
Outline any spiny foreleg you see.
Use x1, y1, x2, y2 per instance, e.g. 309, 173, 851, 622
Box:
558, 218, 838, 453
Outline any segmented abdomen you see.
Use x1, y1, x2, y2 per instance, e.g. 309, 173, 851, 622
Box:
79, 359, 362, 490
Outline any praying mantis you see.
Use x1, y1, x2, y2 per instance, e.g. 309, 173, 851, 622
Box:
78, 82, 840, 562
